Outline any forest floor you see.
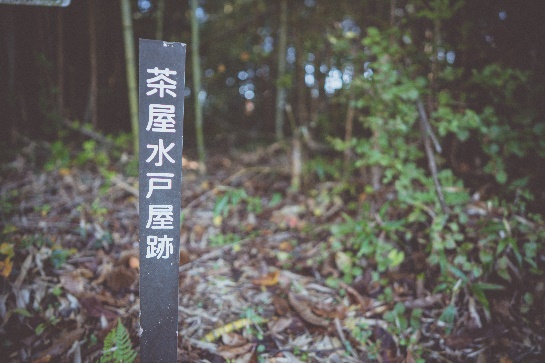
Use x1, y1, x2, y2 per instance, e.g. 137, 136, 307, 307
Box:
0, 142, 544, 363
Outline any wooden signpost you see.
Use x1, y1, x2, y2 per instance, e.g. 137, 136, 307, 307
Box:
138, 39, 185, 362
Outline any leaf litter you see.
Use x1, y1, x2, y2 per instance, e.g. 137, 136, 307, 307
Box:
0, 145, 544, 362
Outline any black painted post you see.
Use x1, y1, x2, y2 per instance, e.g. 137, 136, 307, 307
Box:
138, 39, 185, 362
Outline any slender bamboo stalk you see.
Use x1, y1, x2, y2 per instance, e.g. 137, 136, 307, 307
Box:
120, 0, 139, 155
274, 0, 288, 140
155, 0, 165, 40
89, 1, 98, 128
191, 0, 206, 173
56, 10, 64, 116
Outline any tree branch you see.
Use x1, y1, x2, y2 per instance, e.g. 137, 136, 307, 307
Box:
417, 100, 449, 214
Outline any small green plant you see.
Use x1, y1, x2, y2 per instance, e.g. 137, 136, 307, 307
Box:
50, 245, 77, 269
44, 140, 71, 171
213, 187, 264, 217
100, 318, 136, 363
209, 232, 240, 247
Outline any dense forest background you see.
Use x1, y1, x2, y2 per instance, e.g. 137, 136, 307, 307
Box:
1, 1, 545, 362
2, 1, 545, 182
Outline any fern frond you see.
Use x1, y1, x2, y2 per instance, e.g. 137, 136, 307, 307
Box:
100, 318, 136, 363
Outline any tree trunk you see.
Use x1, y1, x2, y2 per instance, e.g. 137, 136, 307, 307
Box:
343, 94, 355, 179
274, 0, 288, 140
155, 0, 165, 40
191, 0, 206, 174
89, 0, 98, 128
56, 9, 64, 117
3, 8, 17, 144
120, 0, 139, 154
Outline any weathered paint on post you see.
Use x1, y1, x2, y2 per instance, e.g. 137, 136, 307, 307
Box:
138, 39, 185, 362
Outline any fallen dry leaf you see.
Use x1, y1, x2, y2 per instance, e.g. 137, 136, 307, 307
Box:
252, 270, 280, 287
222, 332, 248, 346
0, 257, 13, 278
405, 349, 416, 363
217, 342, 254, 360
288, 292, 329, 327
80, 295, 118, 319
278, 241, 294, 252
105, 266, 138, 293
31, 328, 85, 363
268, 317, 292, 334
272, 294, 291, 316
60, 268, 93, 296
341, 282, 373, 312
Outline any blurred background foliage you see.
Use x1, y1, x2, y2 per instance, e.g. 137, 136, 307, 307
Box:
1, 0, 544, 209
1, 2, 545, 360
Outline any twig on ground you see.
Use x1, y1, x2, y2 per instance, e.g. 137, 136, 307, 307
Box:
179, 236, 254, 273
110, 175, 138, 197
334, 317, 357, 359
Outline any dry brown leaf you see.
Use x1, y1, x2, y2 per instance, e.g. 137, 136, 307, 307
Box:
221, 332, 248, 346
311, 303, 346, 320
288, 292, 329, 327
80, 295, 118, 319
105, 266, 138, 293
236, 351, 257, 363
499, 355, 512, 363
179, 248, 191, 266
0, 257, 13, 278
118, 250, 139, 268
60, 269, 93, 296
278, 241, 294, 252
217, 342, 254, 360
268, 317, 292, 334
31, 328, 85, 363
341, 282, 373, 312
252, 270, 280, 287
272, 294, 290, 316
405, 349, 416, 363
128, 255, 139, 269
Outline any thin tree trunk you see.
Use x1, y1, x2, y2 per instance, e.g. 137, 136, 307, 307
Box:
290, 33, 308, 192
155, 0, 165, 40
370, 129, 382, 190
285, 104, 301, 191
274, 0, 288, 140
56, 9, 64, 116
3, 8, 16, 144
291, 137, 302, 191
191, 0, 206, 174
295, 36, 307, 128
343, 94, 355, 179
89, 0, 98, 128
120, 0, 139, 154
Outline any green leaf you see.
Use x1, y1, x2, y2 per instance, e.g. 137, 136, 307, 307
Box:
100, 318, 136, 363
13, 308, 32, 318
471, 282, 504, 291
213, 194, 230, 217
495, 170, 507, 184
438, 305, 456, 333
448, 264, 468, 283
